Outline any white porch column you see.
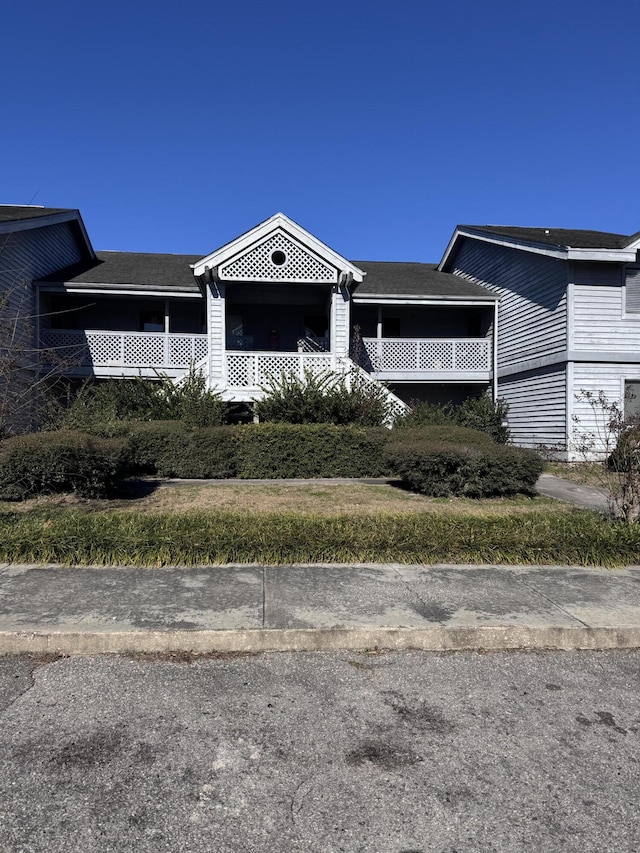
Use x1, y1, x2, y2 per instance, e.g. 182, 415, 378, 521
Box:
207, 280, 226, 390
330, 278, 351, 367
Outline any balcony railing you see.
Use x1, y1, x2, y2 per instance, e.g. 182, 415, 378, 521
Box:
358, 337, 491, 373
226, 351, 334, 389
40, 330, 208, 370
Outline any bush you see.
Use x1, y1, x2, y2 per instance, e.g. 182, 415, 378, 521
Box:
255, 369, 392, 426
386, 427, 542, 497
60, 367, 227, 432
397, 395, 510, 443
0, 431, 128, 500
126, 422, 237, 478
236, 423, 390, 478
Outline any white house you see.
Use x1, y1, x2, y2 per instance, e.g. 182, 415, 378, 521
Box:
2, 206, 497, 426
3, 203, 639, 455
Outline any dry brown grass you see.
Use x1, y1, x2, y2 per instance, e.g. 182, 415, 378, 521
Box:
544, 461, 608, 487
1, 482, 564, 517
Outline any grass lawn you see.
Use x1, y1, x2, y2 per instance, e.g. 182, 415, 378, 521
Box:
4, 482, 565, 517
1, 481, 639, 568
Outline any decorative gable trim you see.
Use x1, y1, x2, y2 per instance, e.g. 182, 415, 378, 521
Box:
191, 213, 365, 283
219, 229, 338, 283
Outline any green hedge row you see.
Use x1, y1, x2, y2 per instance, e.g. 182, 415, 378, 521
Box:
126, 422, 390, 479
0, 422, 543, 500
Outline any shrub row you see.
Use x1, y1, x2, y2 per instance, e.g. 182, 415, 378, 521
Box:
0, 422, 542, 500
126, 422, 390, 479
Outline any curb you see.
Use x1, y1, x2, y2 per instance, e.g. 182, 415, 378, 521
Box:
3, 625, 640, 655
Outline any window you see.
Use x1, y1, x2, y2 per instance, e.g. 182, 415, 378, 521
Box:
625, 381, 640, 418
625, 268, 640, 314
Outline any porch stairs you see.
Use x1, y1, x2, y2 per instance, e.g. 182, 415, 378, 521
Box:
339, 357, 410, 425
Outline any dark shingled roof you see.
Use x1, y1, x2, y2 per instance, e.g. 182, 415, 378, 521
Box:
459, 225, 640, 250
352, 261, 496, 299
40, 251, 202, 292
0, 205, 75, 222
41, 253, 496, 299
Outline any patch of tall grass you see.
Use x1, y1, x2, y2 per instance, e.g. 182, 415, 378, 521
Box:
0, 508, 637, 567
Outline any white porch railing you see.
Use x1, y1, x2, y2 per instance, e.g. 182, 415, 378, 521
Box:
359, 337, 491, 372
226, 351, 334, 389
40, 330, 208, 370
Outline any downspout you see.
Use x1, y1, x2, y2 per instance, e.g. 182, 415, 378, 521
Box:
492, 299, 498, 401
34, 283, 41, 386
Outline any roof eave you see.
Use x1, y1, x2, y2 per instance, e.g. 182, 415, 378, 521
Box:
439, 226, 638, 268
0, 209, 96, 260
352, 293, 499, 304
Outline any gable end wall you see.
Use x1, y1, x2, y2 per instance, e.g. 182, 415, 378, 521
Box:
0, 221, 86, 432
451, 239, 568, 369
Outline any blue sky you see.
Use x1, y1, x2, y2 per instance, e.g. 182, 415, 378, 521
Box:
2, 0, 639, 261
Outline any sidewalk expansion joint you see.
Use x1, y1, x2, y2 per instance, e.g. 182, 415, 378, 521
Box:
510, 571, 590, 628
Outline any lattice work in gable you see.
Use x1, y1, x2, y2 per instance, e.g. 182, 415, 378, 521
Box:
219, 233, 337, 282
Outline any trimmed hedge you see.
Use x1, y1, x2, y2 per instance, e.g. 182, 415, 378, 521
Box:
125, 422, 389, 479
386, 427, 543, 497
0, 421, 542, 499
235, 423, 390, 478
123, 422, 236, 478
0, 431, 128, 500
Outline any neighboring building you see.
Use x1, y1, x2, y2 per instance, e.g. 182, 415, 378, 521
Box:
3, 204, 638, 455
0, 206, 94, 433
440, 225, 640, 458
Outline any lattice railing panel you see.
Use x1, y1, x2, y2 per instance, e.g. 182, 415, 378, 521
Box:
257, 354, 301, 383
226, 354, 255, 388
418, 341, 454, 371
85, 333, 122, 363
220, 232, 337, 282
226, 352, 333, 389
453, 340, 490, 370
40, 330, 208, 369
169, 335, 208, 366
40, 330, 90, 368
122, 334, 164, 365
361, 338, 491, 373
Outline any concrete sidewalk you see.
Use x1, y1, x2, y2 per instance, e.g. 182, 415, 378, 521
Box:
2, 562, 640, 655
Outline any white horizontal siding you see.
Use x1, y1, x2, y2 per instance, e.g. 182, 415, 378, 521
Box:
571, 263, 640, 352
207, 283, 225, 388
451, 240, 567, 369
570, 363, 640, 458
498, 366, 566, 450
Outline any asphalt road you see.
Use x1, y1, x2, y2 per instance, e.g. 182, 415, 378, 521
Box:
1, 649, 639, 852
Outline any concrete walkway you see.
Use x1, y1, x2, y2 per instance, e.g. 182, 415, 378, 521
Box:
535, 473, 610, 511
2, 562, 640, 656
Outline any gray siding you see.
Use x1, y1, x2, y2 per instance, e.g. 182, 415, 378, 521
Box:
570, 363, 640, 459
0, 221, 85, 432
498, 366, 566, 450
451, 239, 567, 369
571, 262, 640, 351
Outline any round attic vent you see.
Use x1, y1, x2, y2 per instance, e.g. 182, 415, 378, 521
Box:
271, 250, 287, 266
